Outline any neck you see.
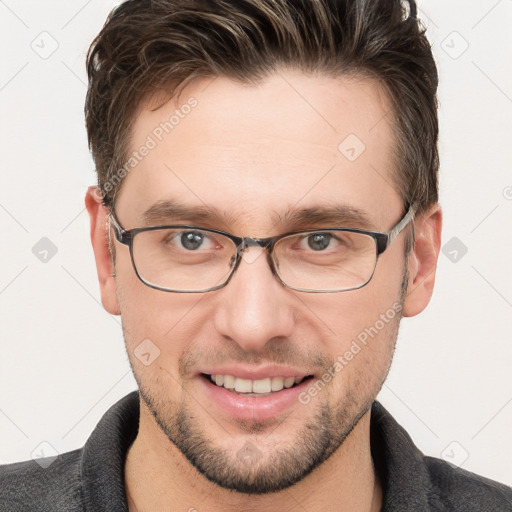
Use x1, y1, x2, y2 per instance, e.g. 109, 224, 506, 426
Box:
124, 401, 382, 512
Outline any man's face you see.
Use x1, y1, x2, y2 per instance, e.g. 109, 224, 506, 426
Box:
111, 70, 409, 493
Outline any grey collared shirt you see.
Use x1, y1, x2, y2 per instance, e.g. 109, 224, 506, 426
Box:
1, 391, 511, 511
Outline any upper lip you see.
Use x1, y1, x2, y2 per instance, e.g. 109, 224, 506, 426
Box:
199, 365, 312, 380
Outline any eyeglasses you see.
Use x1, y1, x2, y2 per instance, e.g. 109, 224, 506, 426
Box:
108, 204, 416, 293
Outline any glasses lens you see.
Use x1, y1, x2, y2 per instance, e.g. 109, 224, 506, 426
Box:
273, 230, 377, 292
132, 228, 237, 291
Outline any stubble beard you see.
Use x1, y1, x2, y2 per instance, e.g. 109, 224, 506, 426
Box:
137, 382, 374, 494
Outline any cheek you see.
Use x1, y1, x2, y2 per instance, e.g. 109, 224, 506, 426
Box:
302, 278, 403, 346
297, 262, 404, 391
116, 259, 211, 369
118, 287, 209, 400
311, 307, 400, 413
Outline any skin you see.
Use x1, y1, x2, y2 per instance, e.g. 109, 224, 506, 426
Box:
85, 69, 442, 511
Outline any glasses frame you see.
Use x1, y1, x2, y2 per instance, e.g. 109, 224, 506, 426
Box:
108, 204, 417, 293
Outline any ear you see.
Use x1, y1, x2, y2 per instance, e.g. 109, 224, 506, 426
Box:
402, 204, 442, 317
85, 186, 120, 315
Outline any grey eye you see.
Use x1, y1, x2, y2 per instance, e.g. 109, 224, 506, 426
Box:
307, 233, 331, 251
181, 231, 204, 250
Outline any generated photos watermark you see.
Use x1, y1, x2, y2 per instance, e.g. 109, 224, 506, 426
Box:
298, 301, 402, 405
92, 97, 198, 202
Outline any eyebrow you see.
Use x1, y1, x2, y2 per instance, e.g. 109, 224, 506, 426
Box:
140, 199, 377, 231
275, 205, 377, 231
141, 200, 240, 227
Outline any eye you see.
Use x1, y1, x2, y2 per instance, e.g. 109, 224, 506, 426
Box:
305, 232, 334, 251
180, 231, 204, 250
169, 230, 217, 251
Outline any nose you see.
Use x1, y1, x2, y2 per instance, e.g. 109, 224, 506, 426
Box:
212, 245, 295, 353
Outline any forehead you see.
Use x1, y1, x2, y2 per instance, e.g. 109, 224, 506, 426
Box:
116, 69, 402, 232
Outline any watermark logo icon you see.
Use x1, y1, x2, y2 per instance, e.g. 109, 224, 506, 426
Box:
134, 338, 161, 366
442, 236, 468, 263
338, 134, 366, 162
236, 441, 262, 467
30, 31, 59, 60
32, 237, 58, 263
441, 441, 469, 467
441, 31, 469, 60
31, 441, 59, 468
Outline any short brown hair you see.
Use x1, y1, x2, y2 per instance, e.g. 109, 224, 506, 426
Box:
85, 0, 438, 214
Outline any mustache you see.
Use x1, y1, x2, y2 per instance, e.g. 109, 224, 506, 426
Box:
179, 337, 331, 377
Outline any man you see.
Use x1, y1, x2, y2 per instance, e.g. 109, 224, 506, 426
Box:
1, 0, 511, 510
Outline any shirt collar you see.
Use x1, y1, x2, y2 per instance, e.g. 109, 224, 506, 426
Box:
370, 401, 437, 511
80, 392, 139, 511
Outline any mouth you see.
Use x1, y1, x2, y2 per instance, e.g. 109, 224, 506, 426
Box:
200, 373, 314, 397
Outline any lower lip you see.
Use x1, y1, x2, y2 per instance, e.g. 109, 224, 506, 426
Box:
199, 375, 313, 421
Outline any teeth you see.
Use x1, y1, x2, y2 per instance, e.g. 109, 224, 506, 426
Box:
209, 374, 306, 393
284, 377, 295, 388
223, 374, 235, 389
271, 377, 284, 391
234, 378, 252, 393
252, 378, 271, 394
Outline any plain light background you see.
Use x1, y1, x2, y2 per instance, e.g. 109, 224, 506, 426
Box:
1, 0, 511, 487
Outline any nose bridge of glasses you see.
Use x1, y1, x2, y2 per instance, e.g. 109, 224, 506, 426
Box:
233, 237, 277, 270
236, 236, 273, 252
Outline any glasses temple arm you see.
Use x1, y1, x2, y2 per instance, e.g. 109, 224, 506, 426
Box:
386, 203, 418, 247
